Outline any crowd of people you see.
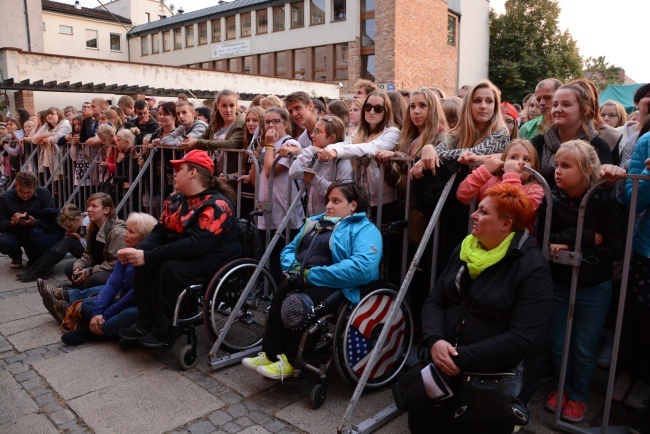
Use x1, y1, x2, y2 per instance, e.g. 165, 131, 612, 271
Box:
1, 76, 649, 433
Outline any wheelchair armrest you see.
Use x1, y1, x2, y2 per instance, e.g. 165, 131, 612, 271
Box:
388, 220, 408, 232
186, 284, 204, 295
321, 290, 346, 309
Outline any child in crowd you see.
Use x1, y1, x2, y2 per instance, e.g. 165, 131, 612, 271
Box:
545, 140, 625, 423
0, 123, 12, 192
289, 116, 352, 216
113, 128, 140, 199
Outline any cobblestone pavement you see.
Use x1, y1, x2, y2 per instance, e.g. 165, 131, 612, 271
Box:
0, 256, 641, 433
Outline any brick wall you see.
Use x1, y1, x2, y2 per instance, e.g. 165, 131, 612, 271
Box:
375, 0, 396, 85
14, 91, 35, 114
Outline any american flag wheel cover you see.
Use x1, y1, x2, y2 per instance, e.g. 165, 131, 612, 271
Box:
344, 293, 407, 380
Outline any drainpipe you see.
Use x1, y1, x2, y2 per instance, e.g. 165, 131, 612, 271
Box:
23, 0, 32, 51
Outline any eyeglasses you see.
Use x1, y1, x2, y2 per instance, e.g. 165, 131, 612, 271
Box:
363, 104, 386, 114
312, 128, 325, 135
601, 113, 619, 118
264, 119, 283, 126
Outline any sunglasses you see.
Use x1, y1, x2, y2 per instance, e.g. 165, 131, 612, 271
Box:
363, 104, 386, 114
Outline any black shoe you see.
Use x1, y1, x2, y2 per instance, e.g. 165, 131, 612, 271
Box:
61, 327, 96, 346
118, 324, 149, 341
630, 403, 650, 434
541, 361, 554, 384
20, 268, 50, 282
138, 334, 167, 349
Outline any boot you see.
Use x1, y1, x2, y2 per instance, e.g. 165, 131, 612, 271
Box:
61, 327, 98, 346
20, 250, 66, 282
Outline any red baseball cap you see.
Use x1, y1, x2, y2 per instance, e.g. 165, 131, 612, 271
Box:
501, 102, 519, 120
170, 150, 215, 173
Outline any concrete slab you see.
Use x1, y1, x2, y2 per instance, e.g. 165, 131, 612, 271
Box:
0, 370, 39, 425
68, 368, 224, 434
0, 292, 47, 324
208, 364, 275, 398
32, 342, 163, 400
0, 313, 54, 336
0, 413, 59, 434
275, 378, 401, 434
238, 426, 272, 434
5, 322, 63, 352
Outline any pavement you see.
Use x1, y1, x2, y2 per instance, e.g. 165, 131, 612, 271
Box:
0, 255, 643, 433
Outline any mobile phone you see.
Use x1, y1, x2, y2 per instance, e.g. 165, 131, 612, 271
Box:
20, 215, 30, 220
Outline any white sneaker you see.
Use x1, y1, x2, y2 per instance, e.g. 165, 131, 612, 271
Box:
612, 374, 633, 403
597, 330, 614, 369
625, 380, 650, 410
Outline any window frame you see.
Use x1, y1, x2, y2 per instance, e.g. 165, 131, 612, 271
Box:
140, 35, 149, 56
198, 22, 208, 45
257, 8, 268, 35
241, 12, 252, 37
259, 53, 270, 75
173, 28, 182, 50
151, 33, 160, 53
59, 25, 73, 35
447, 15, 457, 46
162, 30, 171, 52
109, 33, 122, 52
310, 0, 325, 26
332, 0, 346, 22
85, 29, 99, 50
334, 43, 348, 80
226, 15, 236, 40
291, 1, 305, 29
313, 45, 327, 81
275, 51, 287, 77
294, 48, 306, 79
212, 19, 222, 43
185, 25, 195, 47
273, 5, 285, 32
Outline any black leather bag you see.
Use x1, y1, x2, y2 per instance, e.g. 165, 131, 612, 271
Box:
392, 361, 454, 412
452, 361, 529, 426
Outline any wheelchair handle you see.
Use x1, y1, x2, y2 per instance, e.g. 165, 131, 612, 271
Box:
388, 220, 408, 232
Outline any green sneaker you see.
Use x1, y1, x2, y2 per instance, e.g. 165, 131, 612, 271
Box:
256, 354, 294, 381
242, 352, 272, 370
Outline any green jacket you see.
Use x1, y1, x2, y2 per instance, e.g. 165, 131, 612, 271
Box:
518, 116, 543, 140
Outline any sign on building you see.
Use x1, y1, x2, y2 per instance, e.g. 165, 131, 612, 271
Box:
211, 40, 251, 59
376, 83, 395, 91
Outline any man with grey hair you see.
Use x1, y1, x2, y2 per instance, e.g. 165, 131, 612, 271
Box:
519, 78, 563, 140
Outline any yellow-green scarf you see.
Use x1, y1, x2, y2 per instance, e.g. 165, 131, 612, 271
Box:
459, 232, 515, 279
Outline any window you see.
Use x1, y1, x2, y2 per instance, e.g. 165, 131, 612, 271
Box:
335, 43, 348, 80
243, 56, 252, 74
152, 34, 160, 53
198, 22, 208, 44
273, 6, 285, 31
333, 0, 346, 21
226, 16, 236, 39
275, 51, 287, 76
361, 54, 376, 81
141, 36, 149, 55
59, 25, 73, 35
310, 0, 325, 25
259, 53, 270, 75
361, 18, 375, 47
313, 46, 327, 81
145, 12, 151, 22
257, 9, 268, 34
229, 59, 239, 73
85, 29, 98, 49
174, 28, 182, 49
215, 60, 227, 71
186, 25, 194, 47
361, 0, 375, 12
448, 15, 457, 46
291, 1, 304, 28
163, 31, 171, 51
110, 33, 121, 51
294, 49, 306, 79
201, 62, 212, 69
212, 19, 221, 42
241, 12, 251, 37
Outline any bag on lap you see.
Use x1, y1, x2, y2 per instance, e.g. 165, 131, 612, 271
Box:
60, 300, 90, 333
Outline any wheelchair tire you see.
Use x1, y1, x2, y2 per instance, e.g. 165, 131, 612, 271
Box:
333, 281, 413, 389
309, 384, 327, 409
203, 258, 277, 353
178, 344, 198, 370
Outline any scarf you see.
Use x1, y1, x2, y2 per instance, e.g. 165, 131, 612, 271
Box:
459, 232, 515, 279
540, 124, 597, 180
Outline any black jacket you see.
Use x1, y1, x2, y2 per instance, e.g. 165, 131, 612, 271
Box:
549, 187, 625, 288
0, 187, 60, 233
422, 231, 553, 401
133, 118, 160, 145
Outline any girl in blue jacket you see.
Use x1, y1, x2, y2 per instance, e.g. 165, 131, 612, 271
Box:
242, 180, 383, 380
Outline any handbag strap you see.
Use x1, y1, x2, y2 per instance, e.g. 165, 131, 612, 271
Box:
454, 266, 471, 348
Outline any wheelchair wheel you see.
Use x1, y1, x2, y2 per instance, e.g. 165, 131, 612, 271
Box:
203, 258, 277, 353
178, 344, 198, 370
333, 281, 413, 389
309, 384, 327, 409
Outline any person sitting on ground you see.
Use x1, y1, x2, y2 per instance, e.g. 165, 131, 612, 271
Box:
0, 171, 64, 269
159, 101, 207, 147
117, 150, 241, 348
59, 213, 158, 346
242, 181, 382, 379
37, 193, 126, 322
17, 204, 89, 282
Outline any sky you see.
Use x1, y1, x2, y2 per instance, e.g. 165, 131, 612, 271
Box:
79, 0, 647, 83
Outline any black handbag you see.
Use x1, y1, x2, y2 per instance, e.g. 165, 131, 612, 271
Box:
451, 267, 530, 426
392, 357, 454, 412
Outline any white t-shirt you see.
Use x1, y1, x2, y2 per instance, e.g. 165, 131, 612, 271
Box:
257, 135, 305, 230
297, 129, 313, 149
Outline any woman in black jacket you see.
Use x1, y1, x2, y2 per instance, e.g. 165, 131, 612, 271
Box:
411, 183, 553, 434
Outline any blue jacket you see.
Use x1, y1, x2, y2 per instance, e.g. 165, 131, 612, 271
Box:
280, 212, 383, 304
91, 261, 135, 320
624, 132, 650, 257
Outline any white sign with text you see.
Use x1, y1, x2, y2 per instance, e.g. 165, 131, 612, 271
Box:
211, 40, 251, 59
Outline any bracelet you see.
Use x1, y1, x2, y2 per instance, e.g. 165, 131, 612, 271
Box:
265, 145, 275, 150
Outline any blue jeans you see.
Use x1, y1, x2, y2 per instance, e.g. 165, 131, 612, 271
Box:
68, 287, 101, 304
80, 293, 138, 337
0, 228, 63, 263
550, 280, 612, 402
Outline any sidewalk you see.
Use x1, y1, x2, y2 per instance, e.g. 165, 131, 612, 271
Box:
0, 255, 639, 433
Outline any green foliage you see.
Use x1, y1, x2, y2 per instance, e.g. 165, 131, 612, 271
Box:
489, 0, 583, 104
583, 56, 624, 92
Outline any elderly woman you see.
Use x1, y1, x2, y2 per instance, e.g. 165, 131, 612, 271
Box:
59, 213, 158, 346
409, 183, 553, 434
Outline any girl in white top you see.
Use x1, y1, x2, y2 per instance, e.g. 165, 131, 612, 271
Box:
319, 91, 400, 212
289, 116, 352, 216
30, 107, 72, 181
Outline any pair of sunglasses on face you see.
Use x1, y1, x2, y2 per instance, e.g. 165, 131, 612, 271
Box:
363, 103, 386, 114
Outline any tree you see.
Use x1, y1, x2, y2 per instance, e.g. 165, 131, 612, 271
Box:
489, 0, 583, 104
583, 56, 624, 92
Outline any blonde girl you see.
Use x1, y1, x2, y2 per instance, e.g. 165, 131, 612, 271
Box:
600, 100, 627, 128
289, 116, 353, 216
346, 98, 363, 141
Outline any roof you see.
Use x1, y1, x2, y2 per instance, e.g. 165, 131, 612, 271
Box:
42, 0, 132, 25
129, 0, 285, 36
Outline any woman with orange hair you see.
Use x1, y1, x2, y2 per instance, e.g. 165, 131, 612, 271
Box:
411, 182, 553, 433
